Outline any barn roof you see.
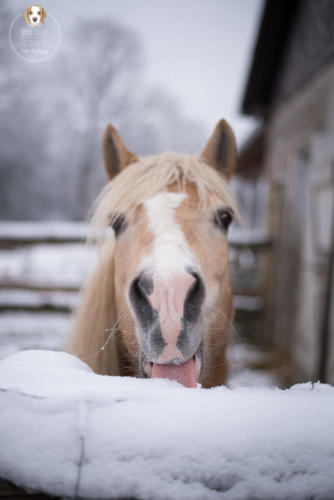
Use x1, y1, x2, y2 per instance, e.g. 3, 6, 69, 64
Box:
241, 0, 300, 117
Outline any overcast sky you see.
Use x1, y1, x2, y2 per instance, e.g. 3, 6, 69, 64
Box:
30, 0, 264, 146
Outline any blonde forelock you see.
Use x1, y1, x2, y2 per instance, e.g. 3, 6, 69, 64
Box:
90, 152, 241, 247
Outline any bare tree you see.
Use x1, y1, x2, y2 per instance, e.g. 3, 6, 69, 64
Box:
0, 13, 205, 221
60, 19, 143, 217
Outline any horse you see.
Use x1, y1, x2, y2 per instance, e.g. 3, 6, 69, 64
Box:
67, 119, 240, 388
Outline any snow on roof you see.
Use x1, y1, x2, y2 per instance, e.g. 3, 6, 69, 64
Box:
0, 350, 334, 499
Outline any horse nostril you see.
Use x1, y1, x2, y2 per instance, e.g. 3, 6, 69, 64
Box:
129, 273, 155, 329
130, 276, 144, 305
183, 272, 205, 323
137, 273, 153, 297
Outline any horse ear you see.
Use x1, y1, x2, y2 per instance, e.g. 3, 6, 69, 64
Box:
102, 123, 138, 179
201, 119, 237, 180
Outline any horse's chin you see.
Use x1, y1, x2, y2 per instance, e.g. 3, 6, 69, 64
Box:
142, 354, 201, 388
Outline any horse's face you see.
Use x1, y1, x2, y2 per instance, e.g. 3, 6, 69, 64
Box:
103, 121, 237, 387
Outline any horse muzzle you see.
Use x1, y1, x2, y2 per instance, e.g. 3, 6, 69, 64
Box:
129, 268, 205, 387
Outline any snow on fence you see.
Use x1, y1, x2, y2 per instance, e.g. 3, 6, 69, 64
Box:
0, 221, 88, 245
0, 350, 333, 500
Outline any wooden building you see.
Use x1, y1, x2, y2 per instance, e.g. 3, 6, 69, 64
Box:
241, 0, 334, 384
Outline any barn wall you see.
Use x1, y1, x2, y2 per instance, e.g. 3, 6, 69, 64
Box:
272, 0, 334, 109
265, 61, 334, 384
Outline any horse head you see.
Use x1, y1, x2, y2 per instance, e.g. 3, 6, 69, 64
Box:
69, 120, 239, 388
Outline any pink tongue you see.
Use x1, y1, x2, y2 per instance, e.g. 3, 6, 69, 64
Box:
152, 357, 197, 388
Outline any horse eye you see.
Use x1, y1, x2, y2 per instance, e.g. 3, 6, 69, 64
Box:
109, 213, 126, 237
215, 208, 233, 231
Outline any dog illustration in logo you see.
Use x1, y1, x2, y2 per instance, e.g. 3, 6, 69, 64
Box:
23, 5, 47, 27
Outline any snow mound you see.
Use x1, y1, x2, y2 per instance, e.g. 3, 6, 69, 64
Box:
0, 350, 334, 500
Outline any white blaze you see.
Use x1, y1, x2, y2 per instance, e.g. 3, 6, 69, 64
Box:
141, 191, 198, 274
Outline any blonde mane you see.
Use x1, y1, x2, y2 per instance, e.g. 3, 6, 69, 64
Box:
90, 152, 240, 248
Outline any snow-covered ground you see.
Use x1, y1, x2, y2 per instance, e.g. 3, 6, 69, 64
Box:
227, 342, 280, 387
0, 312, 70, 359
0, 350, 333, 500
